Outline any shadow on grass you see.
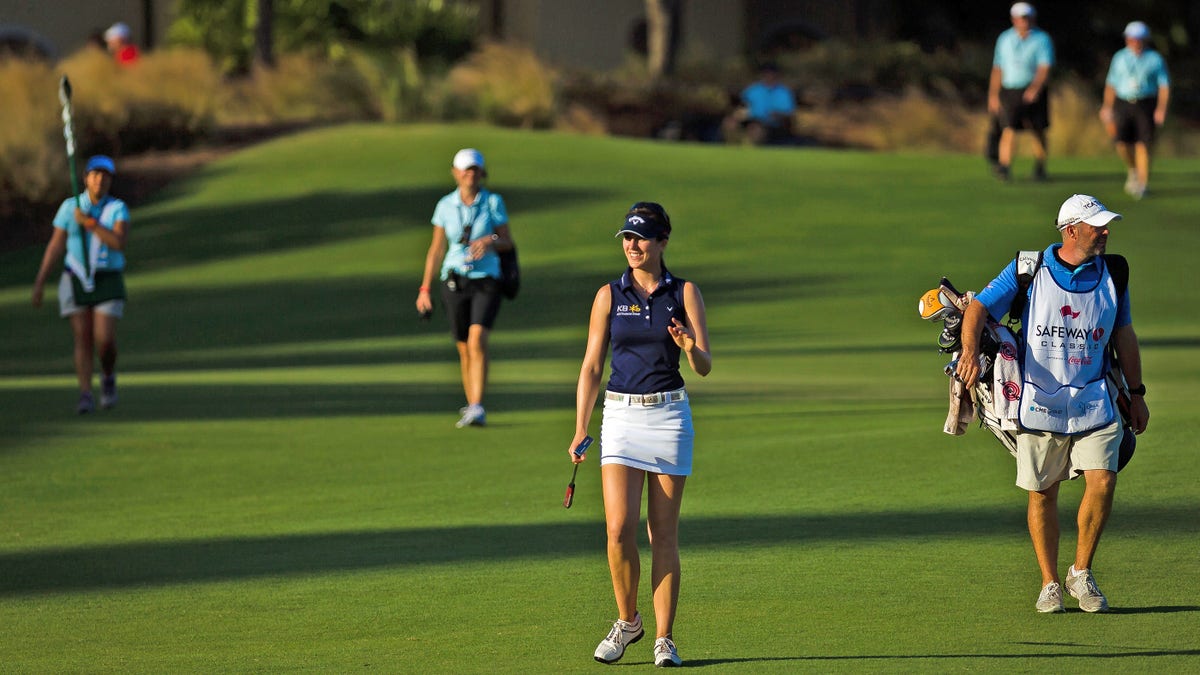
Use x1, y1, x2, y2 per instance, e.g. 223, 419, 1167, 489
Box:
684, 647, 1200, 666
1, 506, 1197, 596
0, 263, 842, 376
0, 184, 608, 288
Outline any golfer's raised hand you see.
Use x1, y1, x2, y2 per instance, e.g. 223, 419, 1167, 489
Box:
667, 317, 694, 351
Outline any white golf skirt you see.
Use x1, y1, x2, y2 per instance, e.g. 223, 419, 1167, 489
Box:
600, 389, 694, 476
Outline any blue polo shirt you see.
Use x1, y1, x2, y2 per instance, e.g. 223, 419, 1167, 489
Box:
1106, 47, 1169, 100
993, 27, 1054, 89
976, 244, 1131, 329
741, 82, 795, 126
606, 267, 688, 394
53, 193, 128, 272
431, 188, 507, 280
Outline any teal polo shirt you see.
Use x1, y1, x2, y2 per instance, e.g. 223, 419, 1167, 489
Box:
993, 27, 1055, 89
1106, 47, 1169, 100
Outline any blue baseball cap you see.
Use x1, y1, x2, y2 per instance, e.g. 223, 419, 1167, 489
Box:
85, 155, 116, 174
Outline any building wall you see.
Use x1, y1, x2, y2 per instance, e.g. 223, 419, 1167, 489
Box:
0, 0, 175, 59
490, 0, 745, 71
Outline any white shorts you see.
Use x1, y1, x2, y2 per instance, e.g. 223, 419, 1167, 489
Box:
600, 388, 694, 476
1015, 419, 1122, 491
58, 272, 125, 318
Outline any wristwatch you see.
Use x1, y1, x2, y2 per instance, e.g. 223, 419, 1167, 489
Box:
1128, 383, 1146, 396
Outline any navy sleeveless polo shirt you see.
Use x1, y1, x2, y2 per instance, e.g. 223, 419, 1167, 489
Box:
606, 267, 688, 395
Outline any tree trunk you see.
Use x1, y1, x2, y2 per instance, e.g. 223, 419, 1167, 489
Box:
645, 0, 680, 79
255, 0, 275, 68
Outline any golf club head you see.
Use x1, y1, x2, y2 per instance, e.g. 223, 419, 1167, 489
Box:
918, 288, 957, 321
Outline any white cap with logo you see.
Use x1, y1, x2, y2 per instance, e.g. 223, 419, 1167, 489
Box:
1056, 194, 1122, 230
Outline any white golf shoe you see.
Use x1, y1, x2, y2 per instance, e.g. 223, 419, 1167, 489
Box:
455, 404, 486, 428
593, 612, 643, 664
1035, 581, 1065, 613
653, 636, 682, 667
1066, 566, 1109, 613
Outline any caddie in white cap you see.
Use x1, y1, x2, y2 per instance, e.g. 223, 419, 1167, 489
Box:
955, 192, 1148, 615
1100, 20, 1171, 199
1055, 193, 1121, 230
989, 2, 1054, 182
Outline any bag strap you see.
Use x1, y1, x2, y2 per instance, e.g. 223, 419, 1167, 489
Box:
1006, 249, 1043, 329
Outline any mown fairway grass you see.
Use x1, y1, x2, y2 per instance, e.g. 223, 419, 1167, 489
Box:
1, 124, 1198, 672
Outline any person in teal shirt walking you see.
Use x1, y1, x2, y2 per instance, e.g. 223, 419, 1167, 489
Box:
31, 155, 130, 414
988, 3, 1055, 182
1100, 21, 1170, 200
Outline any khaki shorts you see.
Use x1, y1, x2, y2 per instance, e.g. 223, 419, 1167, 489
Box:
1015, 419, 1122, 491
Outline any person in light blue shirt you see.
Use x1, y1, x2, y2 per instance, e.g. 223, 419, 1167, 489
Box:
1100, 21, 1170, 200
416, 148, 515, 428
31, 155, 130, 414
735, 63, 796, 145
988, 2, 1055, 181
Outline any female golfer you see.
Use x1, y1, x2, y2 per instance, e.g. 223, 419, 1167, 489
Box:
570, 202, 711, 667
416, 148, 515, 428
31, 155, 130, 414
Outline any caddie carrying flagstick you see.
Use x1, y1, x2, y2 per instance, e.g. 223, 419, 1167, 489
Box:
956, 194, 1149, 614
32, 76, 131, 414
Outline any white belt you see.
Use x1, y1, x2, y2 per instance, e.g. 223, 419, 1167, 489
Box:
605, 388, 687, 406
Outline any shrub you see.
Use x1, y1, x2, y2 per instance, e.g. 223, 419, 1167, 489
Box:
1048, 76, 1111, 158
169, 0, 478, 75
217, 51, 378, 126
444, 42, 558, 128
0, 57, 62, 212
338, 46, 429, 123
55, 47, 220, 154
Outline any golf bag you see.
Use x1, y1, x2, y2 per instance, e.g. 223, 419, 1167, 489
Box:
918, 263, 1136, 471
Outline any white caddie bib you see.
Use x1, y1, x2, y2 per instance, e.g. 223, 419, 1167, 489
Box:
1018, 263, 1117, 433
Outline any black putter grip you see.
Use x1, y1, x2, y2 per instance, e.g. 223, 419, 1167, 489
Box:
563, 483, 575, 509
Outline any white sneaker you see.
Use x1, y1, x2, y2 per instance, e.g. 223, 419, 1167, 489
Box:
1036, 581, 1065, 613
455, 404, 486, 428
1066, 566, 1109, 613
593, 613, 643, 664
1124, 172, 1138, 195
654, 637, 682, 667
